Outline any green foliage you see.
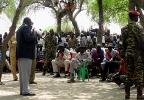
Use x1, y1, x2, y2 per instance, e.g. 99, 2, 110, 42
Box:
44, 21, 74, 32
2, 0, 35, 22
0, 0, 10, 13
87, 0, 128, 24
44, 24, 57, 32
3, 0, 16, 21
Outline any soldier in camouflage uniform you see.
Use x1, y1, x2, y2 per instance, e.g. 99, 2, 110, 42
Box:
68, 32, 77, 49
121, 9, 144, 99
42, 29, 57, 76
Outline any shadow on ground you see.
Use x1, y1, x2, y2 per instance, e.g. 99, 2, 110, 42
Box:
0, 73, 137, 100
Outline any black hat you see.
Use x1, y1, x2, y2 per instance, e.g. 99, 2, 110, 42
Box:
23, 17, 33, 26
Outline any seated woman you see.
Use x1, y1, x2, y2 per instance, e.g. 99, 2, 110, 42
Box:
67, 47, 91, 83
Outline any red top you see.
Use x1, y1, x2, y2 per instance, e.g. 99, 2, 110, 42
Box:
119, 59, 127, 75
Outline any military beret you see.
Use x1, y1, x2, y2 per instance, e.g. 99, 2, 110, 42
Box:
129, 9, 140, 16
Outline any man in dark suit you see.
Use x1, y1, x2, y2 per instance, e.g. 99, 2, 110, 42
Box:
16, 17, 37, 96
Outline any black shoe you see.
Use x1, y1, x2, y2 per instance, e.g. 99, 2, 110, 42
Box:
42, 72, 46, 76
13, 78, 18, 81
22, 93, 36, 96
50, 73, 54, 75
53, 74, 60, 78
0, 82, 5, 85
137, 95, 144, 99
99, 79, 106, 82
125, 95, 130, 99
67, 79, 75, 83
29, 81, 37, 84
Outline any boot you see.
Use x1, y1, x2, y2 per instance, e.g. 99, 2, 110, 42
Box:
48, 60, 53, 74
137, 95, 144, 99
42, 71, 46, 76
53, 73, 60, 78
42, 66, 47, 76
137, 86, 144, 99
125, 86, 130, 99
67, 79, 75, 83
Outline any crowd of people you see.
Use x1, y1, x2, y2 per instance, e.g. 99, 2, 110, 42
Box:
0, 8, 144, 99
0, 17, 125, 96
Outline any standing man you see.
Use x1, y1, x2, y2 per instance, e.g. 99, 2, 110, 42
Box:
0, 34, 4, 85
29, 47, 37, 84
68, 32, 77, 49
16, 17, 36, 96
121, 9, 144, 99
42, 29, 57, 76
8, 34, 18, 81
29, 29, 41, 84
29, 29, 42, 84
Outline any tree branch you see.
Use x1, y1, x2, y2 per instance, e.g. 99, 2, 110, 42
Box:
42, 0, 58, 13
73, 0, 84, 19
3, 0, 24, 45
1, 0, 26, 74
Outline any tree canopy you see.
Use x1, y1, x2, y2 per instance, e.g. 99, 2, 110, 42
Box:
87, 0, 128, 25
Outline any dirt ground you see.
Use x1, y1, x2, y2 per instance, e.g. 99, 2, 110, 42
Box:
0, 73, 138, 100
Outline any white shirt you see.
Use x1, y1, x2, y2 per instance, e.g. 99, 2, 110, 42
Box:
102, 36, 105, 43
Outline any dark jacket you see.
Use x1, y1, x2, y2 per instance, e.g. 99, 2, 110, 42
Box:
16, 24, 37, 59
92, 48, 104, 63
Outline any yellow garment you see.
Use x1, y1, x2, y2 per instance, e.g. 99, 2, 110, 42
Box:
8, 35, 17, 80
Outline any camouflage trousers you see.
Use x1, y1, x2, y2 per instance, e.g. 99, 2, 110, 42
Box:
125, 55, 143, 97
0, 61, 2, 82
43, 50, 56, 74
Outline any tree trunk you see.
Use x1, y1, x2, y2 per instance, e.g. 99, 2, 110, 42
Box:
97, 0, 104, 45
56, 15, 62, 33
56, 10, 67, 33
1, 0, 24, 77
68, 13, 80, 35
